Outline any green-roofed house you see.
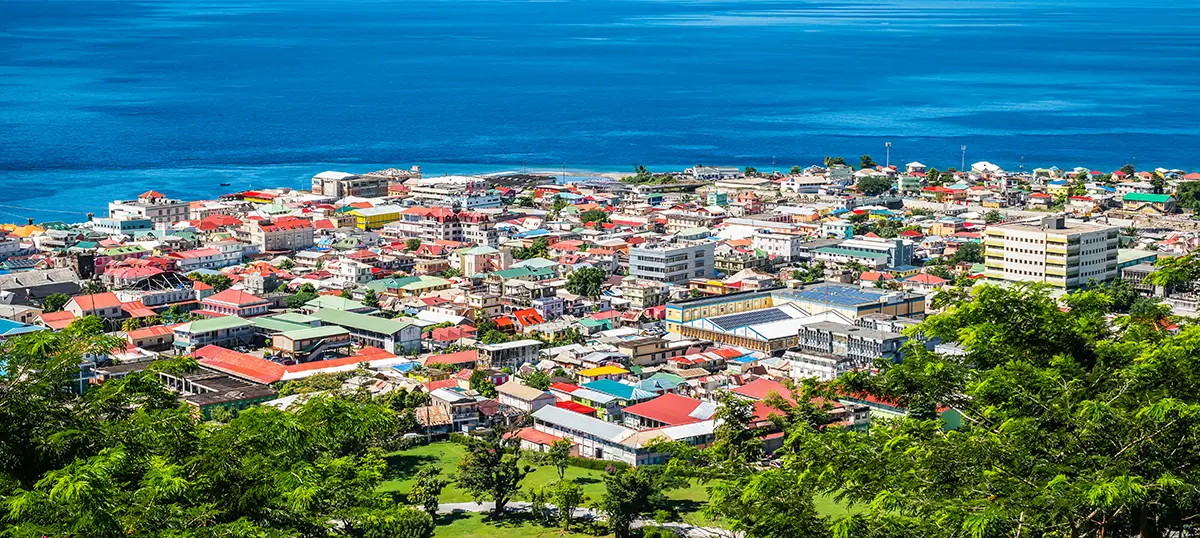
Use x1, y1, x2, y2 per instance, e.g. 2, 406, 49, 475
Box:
308, 308, 421, 353
1122, 192, 1175, 214
302, 295, 376, 314
365, 275, 452, 298
174, 316, 255, 352
272, 325, 352, 360
813, 246, 891, 270
250, 312, 321, 339
492, 266, 557, 282
96, 244, 150, 273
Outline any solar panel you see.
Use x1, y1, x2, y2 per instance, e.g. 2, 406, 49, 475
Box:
709, 308, 792, 331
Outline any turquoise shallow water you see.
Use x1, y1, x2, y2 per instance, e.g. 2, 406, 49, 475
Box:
1, 0, 1199, 220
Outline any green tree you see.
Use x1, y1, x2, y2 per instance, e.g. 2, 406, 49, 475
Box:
440, 268, 461, 279
1120, 163, 1137, 176
549, 479, 585, 530
524, 370, 551, 391
983, 209, 1004, 224
352, 506, 434, 538
550, 196, 569, 219
405, 238, 421, 251
596, 467, 681, 538
789, 165, 802, 175
187, 272, 232, 292
823, 156, 846, 167
744, 166, 758, 176
578, 209, 610, 225
120, 317, 145, 333
856, 175, 892, 196
1145, 253, 1200, 291
469, 369, 498, 398
340, 288, 354, 299
926, 168, 941, 185
565, 266, 607, 299
80, 279, 108, 295
40, 293, 70, 313
407, 466, 447, 520
547, 438, 572, 481
951, 241, 984, 264
456, 428, 531, 517
859, 154, 877, 170
278, 258, 296, 270
362, 288, 380, 308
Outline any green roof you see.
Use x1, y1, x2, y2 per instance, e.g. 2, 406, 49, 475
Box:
276, 325, 349, 341
366, 276, 451, 292
309, 308, 411, 335
813, 247, 889, 259
459, 245, 500, 256
272, 312, 320, 324
251, 316, 314, 333
101, 245, 148, 256
1117, 249, 1158, 264
511, 258, 557, 269
494, 266, 556, 280
185, 316, 252, 333
305, 295, 370, 311
1123, 193, 1173, 203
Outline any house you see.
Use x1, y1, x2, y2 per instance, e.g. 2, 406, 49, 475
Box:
125, 325, 175, 351
424, 349, 481, 369
903, 272, 949, 294
477, 339, 542, 370
173, 316, 256, 352
199, 288, 271, 317
577, 365, 630, 384
1122, 193, 1176, 214
495, 381, 557, 413
621, 393, 717, 429
308, 308, 421, 354
428, 388, 479, 432
65, 292, 124, 320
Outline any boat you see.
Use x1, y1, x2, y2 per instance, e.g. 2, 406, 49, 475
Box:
219, 182, 231, 186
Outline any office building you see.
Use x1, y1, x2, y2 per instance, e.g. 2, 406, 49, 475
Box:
983, 215, 1119, 289
109, 190, 188, 224
629, 239, 715, 285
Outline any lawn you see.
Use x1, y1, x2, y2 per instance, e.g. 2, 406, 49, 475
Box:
382, 442, 707, 509
384, 441, 859, 534
433, 513, 610, 538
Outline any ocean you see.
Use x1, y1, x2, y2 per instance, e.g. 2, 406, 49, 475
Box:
2, 0, 1199, 222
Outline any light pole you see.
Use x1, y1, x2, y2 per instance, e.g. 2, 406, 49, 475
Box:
885, 142, 892, 169
961, 145, 967, 172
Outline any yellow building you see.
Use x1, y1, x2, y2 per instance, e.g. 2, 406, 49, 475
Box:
350, 207, 402, 230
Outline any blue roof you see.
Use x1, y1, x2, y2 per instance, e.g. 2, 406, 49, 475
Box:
891, 264, 922, 272
732, 354, 759, 364
774, 283, 913, 308
513, 229, 552, 239
581, 379, 655, 401
0, 319, 45, 338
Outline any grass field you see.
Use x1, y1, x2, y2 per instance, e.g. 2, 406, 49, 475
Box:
385, 442, 859, 536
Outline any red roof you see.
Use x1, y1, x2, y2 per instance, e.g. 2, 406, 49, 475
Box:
424, 378, 459, 391
424, 349, 479, 366
121, 301, 157, 318
39, 311, 76, 330
732, 378, 797, 405
512, 308, 545, 327
70, 292, 122, 312
203, 288, 267, 307
194, 345, 285, 384
550, 382, 580, 393
512, 427, 567, 447
906, 273, 949, 285
622, 394, 707, 426
139, 190, 165, 199
353, 346, 397, 362
555, 400, 596, 415
259, 216, 313, 232
126, 325, 175, 340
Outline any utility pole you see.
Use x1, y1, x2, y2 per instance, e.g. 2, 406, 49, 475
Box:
885, 142, 892, 168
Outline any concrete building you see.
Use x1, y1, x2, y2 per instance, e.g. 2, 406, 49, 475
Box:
496, 381, 557, 413
308, 308, 421, 353
786, 321, 907, 381
815, 237, 914, 269
311, 171, 389, 198
752, 232, 806, 262
629, 239, 715, 285
246, 216, 314, 252
983, 215, 1119, 289
174, 316, 256, 352
478, 339, 542, 370
108, 190, 188, 224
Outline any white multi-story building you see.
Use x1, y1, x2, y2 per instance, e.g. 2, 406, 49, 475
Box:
983, 215, 1119, 289
752, 232, 806, 261
246, 216, 315, 252
629, 239, 716, 285
109, 190, 188, 225
311, 171, 389, 198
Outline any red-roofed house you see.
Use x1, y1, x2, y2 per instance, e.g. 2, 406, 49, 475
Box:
65, 292, 124, 320
621, 393, 715, 429
126, 325, 176, 351
424, 349, 480, 368
199, 289, 270, 317
37, 310, 77, 330
903, 272, 949, 293
194, 345, 286, 384
511, 308, 545, 332
732, 378, 797, 405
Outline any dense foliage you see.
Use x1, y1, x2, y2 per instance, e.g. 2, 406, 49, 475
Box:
0, 328, 431, 538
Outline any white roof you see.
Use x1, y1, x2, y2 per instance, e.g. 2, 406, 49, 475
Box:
533, 405, 635, 441
496, 381, 552, 401
907, 161, 926, 168
315, 171, 354, 180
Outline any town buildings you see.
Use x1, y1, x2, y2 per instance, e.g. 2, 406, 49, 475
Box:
983, 215, 1119, 289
